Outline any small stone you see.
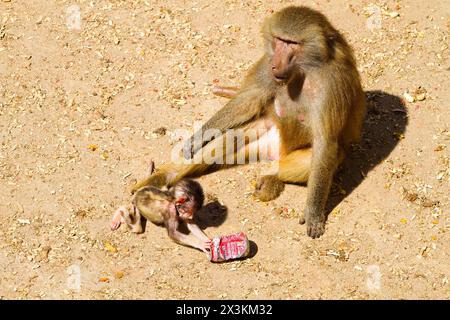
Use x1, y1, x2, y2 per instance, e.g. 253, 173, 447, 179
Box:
402, 187, 418, 202
152, 127, 167, 136
100, 151, 109, 160
87, 144, 98, 151
421, 199, 439, 208
103, 241, 118, 253
389, 11, 400, 18
38, 246, 51, 262
17, 218, 30, 225
273, 207, 283, 215
403, 92, 415, 103
415, 93, 426, 101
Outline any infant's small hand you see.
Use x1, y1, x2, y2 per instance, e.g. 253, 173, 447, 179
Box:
110, 207, 126, 231
202, 240, 212, 252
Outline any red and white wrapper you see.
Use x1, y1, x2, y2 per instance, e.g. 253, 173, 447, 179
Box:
207, 232, 250, 262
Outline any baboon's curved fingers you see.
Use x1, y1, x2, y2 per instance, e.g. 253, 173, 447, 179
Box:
307, 221, 325, 239
212, 86, 240, 99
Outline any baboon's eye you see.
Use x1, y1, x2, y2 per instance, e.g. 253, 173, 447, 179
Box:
276, 37, 298, 45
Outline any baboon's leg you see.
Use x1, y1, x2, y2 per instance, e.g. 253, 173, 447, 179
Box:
131, 120, 275, 192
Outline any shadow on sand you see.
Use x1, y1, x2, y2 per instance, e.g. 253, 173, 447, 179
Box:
195, 200, 228, 229
327, 90, 408, 213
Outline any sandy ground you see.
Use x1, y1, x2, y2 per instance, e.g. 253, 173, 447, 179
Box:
0, 0, 448, 299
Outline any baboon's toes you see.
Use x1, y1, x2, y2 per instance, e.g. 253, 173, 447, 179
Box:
306, 221, 325, 239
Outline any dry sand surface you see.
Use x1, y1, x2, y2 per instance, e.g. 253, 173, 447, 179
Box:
0, 0, 448, 299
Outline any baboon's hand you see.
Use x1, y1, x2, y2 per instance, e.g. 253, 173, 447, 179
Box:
306, 219, 325, 239
303, 207, 326, 238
